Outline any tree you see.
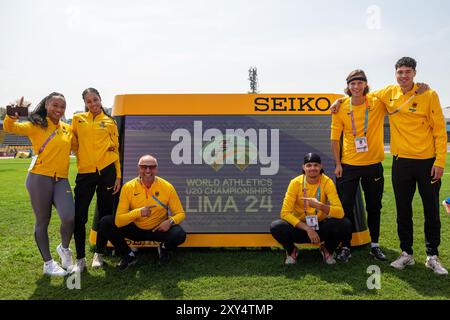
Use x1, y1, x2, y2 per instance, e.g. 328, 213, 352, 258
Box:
0, 107, 6, 120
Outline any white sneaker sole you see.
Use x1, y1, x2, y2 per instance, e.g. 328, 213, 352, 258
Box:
425, 263, 449, 275
91, 262, 103, 268
390, 260, 415, 270
44, 270, 68, 277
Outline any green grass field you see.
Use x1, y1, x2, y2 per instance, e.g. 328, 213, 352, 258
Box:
0, 155, 449, 300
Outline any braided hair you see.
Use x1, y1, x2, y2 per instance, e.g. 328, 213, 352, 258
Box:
28, 92, 66, 128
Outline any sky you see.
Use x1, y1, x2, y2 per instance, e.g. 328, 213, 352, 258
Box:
1, 0, 449, 118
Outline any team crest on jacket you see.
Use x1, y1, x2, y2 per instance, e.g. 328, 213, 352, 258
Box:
99, 121, 106, 128
409, 103, 418, 112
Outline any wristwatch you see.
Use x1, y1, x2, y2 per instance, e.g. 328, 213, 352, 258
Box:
169, 218, 175, 226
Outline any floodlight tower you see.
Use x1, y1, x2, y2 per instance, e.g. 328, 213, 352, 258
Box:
248, 67, 258, 93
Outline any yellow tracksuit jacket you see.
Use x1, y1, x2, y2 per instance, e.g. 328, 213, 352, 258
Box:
3, 115, 73, 178
115, 176, 186, 230
330, 94, 386, 166
373, 84, 447, 168
280, 174, 344, 227
71, 111, 121, 177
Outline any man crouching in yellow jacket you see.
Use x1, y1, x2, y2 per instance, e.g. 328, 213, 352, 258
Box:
98, 154, 186, 270
270, 153, 352, 265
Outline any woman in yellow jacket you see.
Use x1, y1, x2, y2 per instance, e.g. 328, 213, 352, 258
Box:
71, 88, 121, 272
3, 92, 75, 276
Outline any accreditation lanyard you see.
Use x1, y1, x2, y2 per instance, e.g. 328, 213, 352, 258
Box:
387, 94, 415, 115
302, 175, 321, 215
38, 128, 59, 154
139, 177, 155, 200
28, 127, 59, 172
349, 98, 369, 137
139, 177, 168, 210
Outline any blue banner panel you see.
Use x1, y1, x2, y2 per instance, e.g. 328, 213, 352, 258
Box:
123, 115, 333, 233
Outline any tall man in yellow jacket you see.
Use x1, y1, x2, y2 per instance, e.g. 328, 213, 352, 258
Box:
374, 57, 448, 275
331, 69, 387, 263
270, 153, 352, 265
98, 155, 186, 269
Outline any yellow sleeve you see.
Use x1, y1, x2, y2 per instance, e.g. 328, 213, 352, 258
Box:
3, 115, 34, 136
370, 86, 391, 105
324, 179, 344, 219
114, 186, 142, 228
70, 121, 79, 154
71, 134, 79, 155
330, 113, 344, 141
429, 92, 447, 168
365, 93, 387, 114
111, 121, 122, 178
114, 160, 121, 179
70, 125, 80, 157
168, 187, 186, 224
280, 179, 301, 227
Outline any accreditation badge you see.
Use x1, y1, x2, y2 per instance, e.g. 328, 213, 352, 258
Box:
355, 136, 368, 153
306, 215, 319, 231
28, 155, 38, 172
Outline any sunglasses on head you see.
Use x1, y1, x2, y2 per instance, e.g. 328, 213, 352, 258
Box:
139, 164, 157, 170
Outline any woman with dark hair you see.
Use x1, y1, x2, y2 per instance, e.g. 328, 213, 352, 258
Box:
70, 88, 121, 272
3, 92, 75, 276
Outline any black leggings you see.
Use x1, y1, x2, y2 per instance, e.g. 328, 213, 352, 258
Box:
392, 157, 441, 256
74, 163, 117, 259
336, 162, 384, 247
26, 173, 75, 262
270, 218, 352, 255
98, 215, 187, 256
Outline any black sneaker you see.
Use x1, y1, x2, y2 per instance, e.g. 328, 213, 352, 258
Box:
117, 253, 137, 270
370, 246, 387, 261
158, 243, 170, 265
336, 247, 352, 262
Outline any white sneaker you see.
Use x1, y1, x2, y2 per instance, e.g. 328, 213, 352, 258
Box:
284, 248, 297, 265
68, 258, 87, 274
91, 253, 104, 268
390, 251, 415, 270
43, 260, 67, 276
425, 255, 449, 275
56, 243, 73, 269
